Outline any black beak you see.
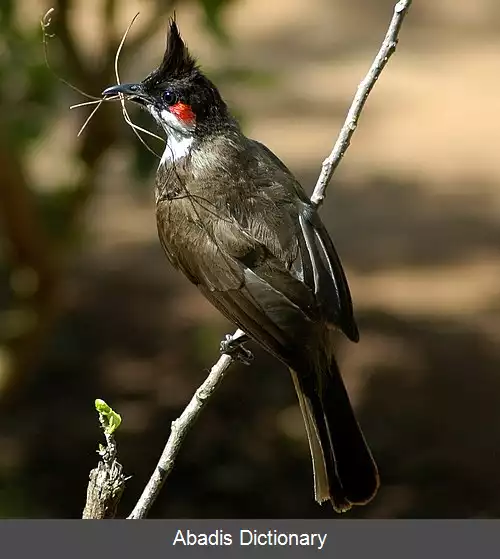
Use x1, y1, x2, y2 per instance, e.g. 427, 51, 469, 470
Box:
102, 83, 150, 104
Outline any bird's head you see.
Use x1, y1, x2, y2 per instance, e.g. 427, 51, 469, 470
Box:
103, 19, 232, 141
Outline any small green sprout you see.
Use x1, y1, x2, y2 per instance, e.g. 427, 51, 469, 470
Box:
95, 399, 122, 435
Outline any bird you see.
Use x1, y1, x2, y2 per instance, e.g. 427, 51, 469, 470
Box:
103, 19, 379, 512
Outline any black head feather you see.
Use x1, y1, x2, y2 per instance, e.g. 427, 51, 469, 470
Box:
160, 19, 196, 78
145, 19, 197, 86
139, 18, 237, 136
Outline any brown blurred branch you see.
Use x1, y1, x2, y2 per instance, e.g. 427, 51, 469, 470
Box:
81, 0, 413, 519
54, 0, 88, 81
311, 0, 412, 206
0, 137, 60, 398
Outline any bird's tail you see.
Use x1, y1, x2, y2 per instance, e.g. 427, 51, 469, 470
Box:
289, 354, 379, 512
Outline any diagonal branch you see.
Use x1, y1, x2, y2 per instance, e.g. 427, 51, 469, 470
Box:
128, 332, 245, 519
127, 0, 413, 519
311, 0, 413, 206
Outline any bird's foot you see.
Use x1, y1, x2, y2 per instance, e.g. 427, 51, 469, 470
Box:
220, 332, 253, 365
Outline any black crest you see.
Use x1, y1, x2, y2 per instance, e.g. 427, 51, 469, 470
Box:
155, 18, 196, 81
141, 17, 234, 132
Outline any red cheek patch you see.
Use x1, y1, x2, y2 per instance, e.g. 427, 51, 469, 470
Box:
169, 102, 196, 125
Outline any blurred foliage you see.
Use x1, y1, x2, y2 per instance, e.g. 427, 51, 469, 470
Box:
0, 1, 57, 149
0, 0, 254, 396
199, 0, 233, 42
0, 0, 285, 519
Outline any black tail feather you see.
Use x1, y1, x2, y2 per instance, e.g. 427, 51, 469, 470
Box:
290, 356, 379, 512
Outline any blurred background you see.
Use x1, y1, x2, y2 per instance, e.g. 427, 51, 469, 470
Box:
1, 0, 500, 518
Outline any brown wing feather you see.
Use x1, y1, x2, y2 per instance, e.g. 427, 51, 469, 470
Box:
157, 200, 319, 367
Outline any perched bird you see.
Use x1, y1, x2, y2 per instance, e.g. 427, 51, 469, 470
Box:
103, 19, 379, 512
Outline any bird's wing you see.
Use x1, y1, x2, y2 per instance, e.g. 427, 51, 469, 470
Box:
157, 198, 317, 365
297, 205, 359, 342
246, 139, 359, 342
157, 186, 357, 370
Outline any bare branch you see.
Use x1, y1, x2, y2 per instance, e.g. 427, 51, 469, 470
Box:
127, 0, 412, 519
128, 330, 245, 519
310, 0, 413, 207
83, 449, 125, 519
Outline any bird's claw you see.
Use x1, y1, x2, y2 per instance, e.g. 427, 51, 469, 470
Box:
220, 333, 253, 365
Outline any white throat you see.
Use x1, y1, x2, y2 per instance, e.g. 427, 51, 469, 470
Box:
148, 107, 194, 167
160, 131, 194, 166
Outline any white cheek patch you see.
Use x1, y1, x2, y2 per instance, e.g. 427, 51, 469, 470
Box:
147, 106, 194, 134
147, 106, 195, 165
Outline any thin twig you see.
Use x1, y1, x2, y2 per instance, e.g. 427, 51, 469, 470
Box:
128, 330, 246, 519
128, 0, 412, 519
41, 8, 101, 101
43, 8, 162, 153
77, 100, 104, 137
310, 0, 412, 207
70, 99, 110, 109
114, 12, 164, 156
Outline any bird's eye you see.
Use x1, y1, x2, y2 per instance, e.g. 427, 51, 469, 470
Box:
162, 90, 177, 105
